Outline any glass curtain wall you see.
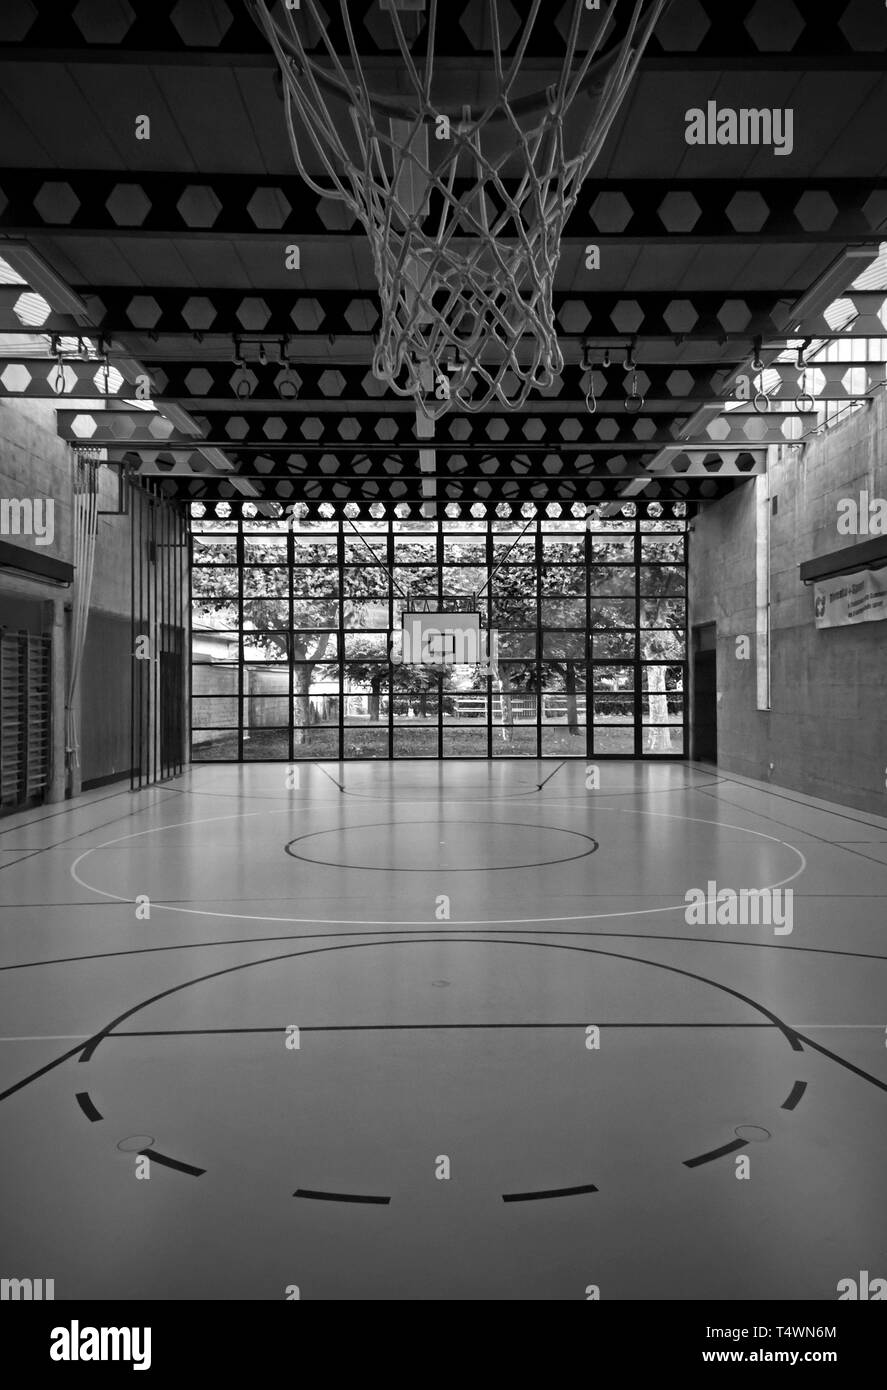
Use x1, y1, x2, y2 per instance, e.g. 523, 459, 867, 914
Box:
191, 516, 687, 759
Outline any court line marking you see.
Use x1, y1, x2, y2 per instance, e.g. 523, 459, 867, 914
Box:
294, 1188, 390, 1205
67, 803, 808, 927
503, 1183, 598, 1202
283, 817, 599, 872
695, 784, 887, 871
143, 1149, 205, 1177
0, 935, 809, 1104
4, 931, 886, 976
781, 1080, 808, 1111
75, 1091, 102, 1122
684, 1138, 748, 1169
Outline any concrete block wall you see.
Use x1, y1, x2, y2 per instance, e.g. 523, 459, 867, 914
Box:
690, 392, 887, 815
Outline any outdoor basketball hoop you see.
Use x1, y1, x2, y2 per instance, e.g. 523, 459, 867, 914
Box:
250, 0, 670, 417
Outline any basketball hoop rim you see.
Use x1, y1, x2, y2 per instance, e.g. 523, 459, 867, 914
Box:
258, 13, 626, 126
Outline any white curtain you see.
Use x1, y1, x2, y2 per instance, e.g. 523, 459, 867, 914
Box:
65, 453, 99, 771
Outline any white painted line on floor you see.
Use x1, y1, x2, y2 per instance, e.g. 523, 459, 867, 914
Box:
0, 1034, 92, 1042
68, 805, 809, 928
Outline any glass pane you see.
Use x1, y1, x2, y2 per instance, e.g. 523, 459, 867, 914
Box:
242, 598, 288, 628
392, 691, 439, 721
496, 632, 537, 658
394, 566, 439, 596
347, 600, 389, 628
243, 568, 288, 598
496, 662, 538, 693
641, 693, 684, 723
590, 535, 635, 562
442, 566, 486, 596
593, 727, 634, 754
292, 568, 338, 596
541, 566, 585, 596
244, 536, 288, 564
192, 535, 237, 564
393, 537, 437, 564
192, 730, 239, 759
292, 600, 338, 627
344, 536, 387, 564
393, 727, 439, 756
589, 565, 635, 596
244, 632, 291, 660
344, 632, 388, 657
343, 566, 389, 598
542, 538, 585, 563
243, 728, 290, 759
293, 695, 341, 727
641, 536, 685, 563
442, 727, 488, 756
192, 566, 238, 597
443, 536, 486, 564
344, 664, 389, 695
542, 631, 585, 658
641, 665, 684, 693
541, 725, 586, 756
191, 662, 239, 694
493, 535, 535, 562
290, 726, 339, 758
590, 599, 635, 629
491, 592, 536, 626
640, 631, 687, 659
193, 600, 238, 630
342, 727, 389, 758
292, 632, 338, 658
541, 598, 585, 628
293, 538, 337, 564
541, 690, 587, 725
593, 664, 633, 691
640, 599, 685, 629
444, 690, 487, 720
593, 694, 634, 722
192, 696, 239, 727
642, 726, 684, 754
492, 725, 538, 757
639, 565, 685, 598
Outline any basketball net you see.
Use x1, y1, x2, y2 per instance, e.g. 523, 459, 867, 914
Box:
251, 0, 670, 418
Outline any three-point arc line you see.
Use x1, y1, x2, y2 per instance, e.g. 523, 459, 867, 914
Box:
294, 1188, 390, 1205
75, 1091, 102, 1122
683, 1137, 749, 1169
502, 1183, 599, 1202
781, 1079, 807, 1111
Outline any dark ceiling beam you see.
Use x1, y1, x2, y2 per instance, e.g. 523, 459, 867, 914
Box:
7, 290, 880, 342
110, 447, 765, 479
0, 0, 881, 64
58, 288, 805, 340
56, 409, 803, 450
152, 475, 749, 505
2, 173, 885, 242
4, 359, 882, 405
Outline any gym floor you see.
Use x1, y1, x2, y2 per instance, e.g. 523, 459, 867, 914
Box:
1, 761, 885, 1300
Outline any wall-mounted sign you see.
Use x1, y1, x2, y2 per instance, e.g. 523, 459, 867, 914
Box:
814, 567, 887, 628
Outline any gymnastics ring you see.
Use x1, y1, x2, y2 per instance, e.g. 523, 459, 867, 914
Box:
753, 391, 771, 413
796, 392, 817, 413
